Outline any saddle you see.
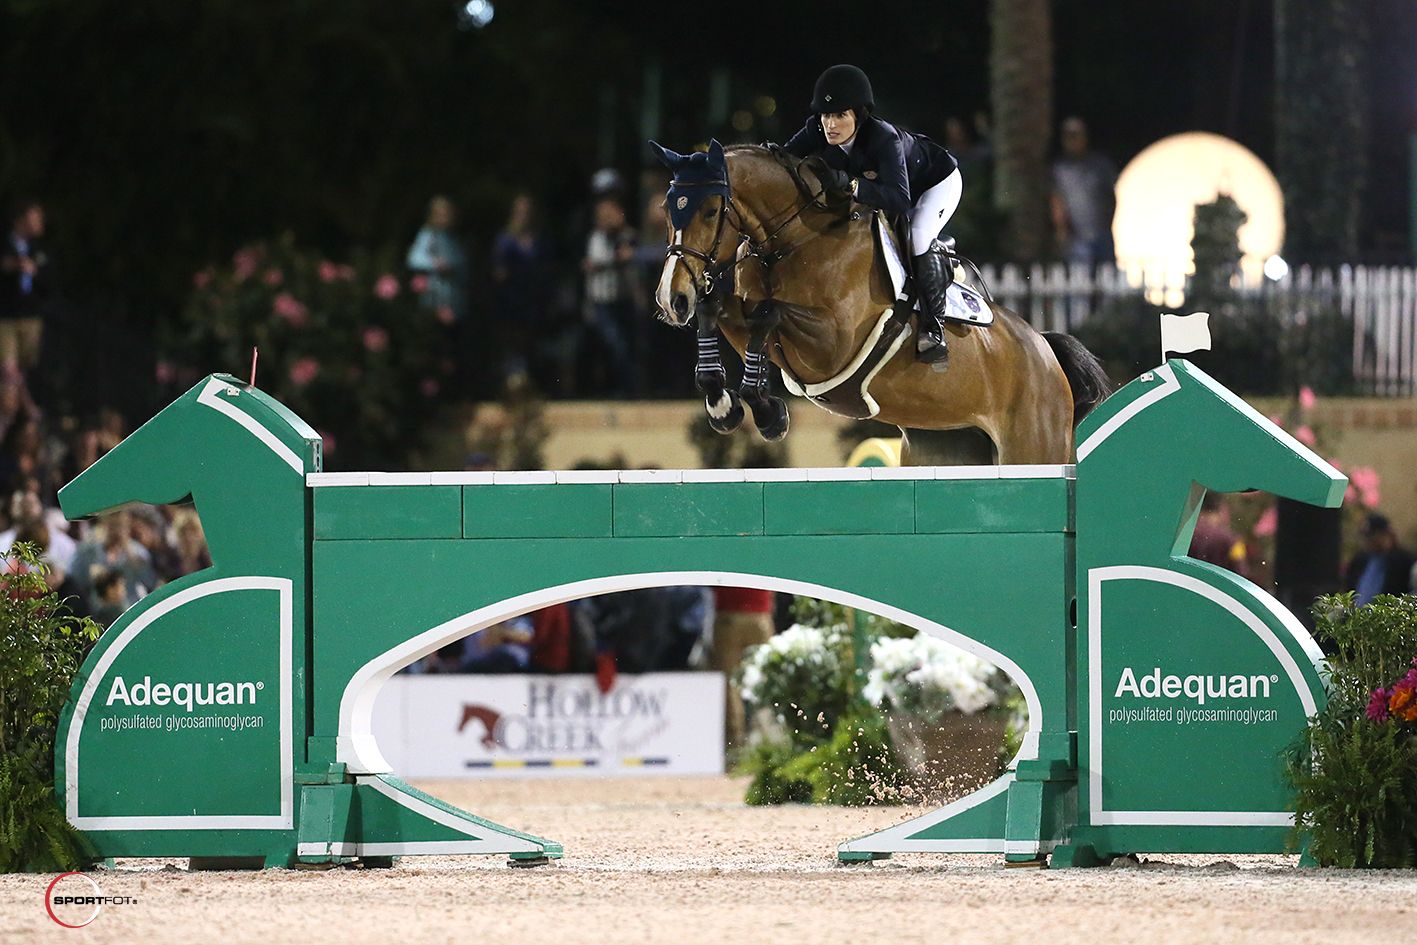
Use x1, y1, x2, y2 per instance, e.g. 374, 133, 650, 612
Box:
775, 212, 995, 420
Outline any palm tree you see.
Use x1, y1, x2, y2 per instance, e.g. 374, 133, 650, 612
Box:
1275, 0, 1369, 261
989, 0, 1053, 261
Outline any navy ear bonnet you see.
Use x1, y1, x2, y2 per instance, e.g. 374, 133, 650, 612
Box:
649, 139, 730, 230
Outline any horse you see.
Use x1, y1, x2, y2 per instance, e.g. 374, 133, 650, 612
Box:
651, 140, 1112, 466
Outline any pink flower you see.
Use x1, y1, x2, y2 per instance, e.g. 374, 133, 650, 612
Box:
1253, 505, 1278, 537
155, 361, 175, 384
374, 274, 399, 300
288, 357, 320, 386
1350, 466, 1381, 509
1345, 484, 1358, 504
410, 274, 430, 294
263, 268, 284, 287
420, 378, 440, 397
1368, 688, 1391, 722
319, 260, 340, 283
233, 247, 261, 281
1269, 414, 1285, 428
193, 270, 211, 289
436, 305, 455, 325
272, 293, 309, 326
362, 326, 389, 352
318, 429, 336, 455
1299, 386, 1317, 412
1295, 425, 1317, 447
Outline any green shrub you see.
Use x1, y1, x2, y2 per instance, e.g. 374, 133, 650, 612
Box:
1288, 593, 1417, 866
0, 544, 102, 873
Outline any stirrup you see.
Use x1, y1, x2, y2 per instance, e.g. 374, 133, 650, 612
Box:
915, 323, 949, 369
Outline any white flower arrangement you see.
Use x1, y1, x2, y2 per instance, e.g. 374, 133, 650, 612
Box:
738, 623, 848, 708
863, 633, 1000, 720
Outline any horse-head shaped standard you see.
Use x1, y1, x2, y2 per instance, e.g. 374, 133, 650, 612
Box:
1075, 359, 1345, 566
59, 374, 321, 575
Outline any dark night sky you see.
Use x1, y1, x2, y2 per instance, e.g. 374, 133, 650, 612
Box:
3, 0, 1416, 316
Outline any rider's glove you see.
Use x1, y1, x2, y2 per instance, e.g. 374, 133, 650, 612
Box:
818, 168, 853, 199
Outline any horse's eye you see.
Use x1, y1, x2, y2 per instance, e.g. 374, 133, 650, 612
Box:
702, 206, 716, 220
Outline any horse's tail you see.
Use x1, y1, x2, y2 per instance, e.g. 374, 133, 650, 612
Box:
1042, 332, 1113, 427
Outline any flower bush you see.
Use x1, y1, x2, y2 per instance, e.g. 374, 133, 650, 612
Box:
738, 623, 856, 747
735, 601, 1022, 806
164, 235, 452, 470
1289, 592, 1417, 867
862, 634, 1001, 722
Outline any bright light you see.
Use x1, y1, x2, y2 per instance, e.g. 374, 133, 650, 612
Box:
1264, 254, 1289, 281
458, 0, 494, 29
1113, 132, 1285, 300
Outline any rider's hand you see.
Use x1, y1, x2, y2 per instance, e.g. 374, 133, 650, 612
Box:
818, 168, 852, 199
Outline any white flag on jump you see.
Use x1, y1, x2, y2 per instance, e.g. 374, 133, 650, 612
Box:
1160, 312, 1212, 360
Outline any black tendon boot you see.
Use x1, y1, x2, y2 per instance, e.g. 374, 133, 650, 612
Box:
913, 239, 954, 368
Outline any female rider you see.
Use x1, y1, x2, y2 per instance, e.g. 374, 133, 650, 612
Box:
784, 65, 962, 367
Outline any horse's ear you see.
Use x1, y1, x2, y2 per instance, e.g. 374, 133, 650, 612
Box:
648, 140, 684, 170
707, 138, 727, 171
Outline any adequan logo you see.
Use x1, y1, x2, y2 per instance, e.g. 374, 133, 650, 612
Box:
1113, 667, 1280, 705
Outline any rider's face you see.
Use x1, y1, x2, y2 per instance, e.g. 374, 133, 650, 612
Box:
821, 110, 857, 146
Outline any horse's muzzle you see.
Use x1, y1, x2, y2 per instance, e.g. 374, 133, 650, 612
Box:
669, 291, 694, 325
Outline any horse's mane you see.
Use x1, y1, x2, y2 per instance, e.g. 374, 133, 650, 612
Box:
722, 143, 834, 211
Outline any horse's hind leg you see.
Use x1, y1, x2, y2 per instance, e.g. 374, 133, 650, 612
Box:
695, 311, 744, 434
740, 301, 789, 442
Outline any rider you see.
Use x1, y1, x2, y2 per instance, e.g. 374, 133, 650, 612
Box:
784, 64, 962, 367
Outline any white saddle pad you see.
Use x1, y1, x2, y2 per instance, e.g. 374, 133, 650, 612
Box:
876, 213, 994, 326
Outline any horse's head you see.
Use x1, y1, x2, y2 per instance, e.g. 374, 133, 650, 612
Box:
649, 139, 737, 326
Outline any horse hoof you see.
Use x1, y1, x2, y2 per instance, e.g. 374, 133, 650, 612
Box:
706, 390, 744, 434
752, 397, 790, 442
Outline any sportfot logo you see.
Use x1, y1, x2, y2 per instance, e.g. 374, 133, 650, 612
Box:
44, 873, 137, 928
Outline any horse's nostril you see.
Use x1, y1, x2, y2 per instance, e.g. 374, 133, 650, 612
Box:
672, 293, 690, 317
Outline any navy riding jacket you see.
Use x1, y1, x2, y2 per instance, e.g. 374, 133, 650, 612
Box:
784, 115, 957, 217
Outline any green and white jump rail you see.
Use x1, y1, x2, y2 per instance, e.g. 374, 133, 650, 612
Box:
56, 361, 1344, 868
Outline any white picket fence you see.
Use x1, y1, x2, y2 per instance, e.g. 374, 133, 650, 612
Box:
975, 262, 1417, 395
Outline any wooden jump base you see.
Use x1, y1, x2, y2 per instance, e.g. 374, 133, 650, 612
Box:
55, 360, 1344, 868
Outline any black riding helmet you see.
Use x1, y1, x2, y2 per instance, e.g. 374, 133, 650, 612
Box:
809, 64, 874, 115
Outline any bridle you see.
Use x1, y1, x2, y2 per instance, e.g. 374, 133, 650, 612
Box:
664, 158, 855, 312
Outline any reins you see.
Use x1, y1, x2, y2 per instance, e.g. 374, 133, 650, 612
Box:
664, 147, 861, 309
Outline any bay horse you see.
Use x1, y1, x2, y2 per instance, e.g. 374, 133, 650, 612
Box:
651, 140, 1111, 465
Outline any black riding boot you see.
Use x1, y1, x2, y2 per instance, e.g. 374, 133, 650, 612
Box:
913, 239, 954, 368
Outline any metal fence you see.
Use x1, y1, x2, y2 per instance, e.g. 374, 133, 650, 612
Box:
974, 262, 1417, 396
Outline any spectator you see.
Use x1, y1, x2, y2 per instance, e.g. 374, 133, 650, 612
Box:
1051, 117, 1117, 269
171, 509, 212, 577
0, 486, 75, 577
713, 586, 776, 750
1344, 513, 1416, 606
69, 509, 156, 614
489, 193, 554, 381
406, 195, 469, 325
1188, 492, 1249, 578
581, 195, 640, 397
89, 568, 128, 628
0, 198, 53, 375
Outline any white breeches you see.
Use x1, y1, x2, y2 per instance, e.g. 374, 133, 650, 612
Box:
908, 168, 963, 255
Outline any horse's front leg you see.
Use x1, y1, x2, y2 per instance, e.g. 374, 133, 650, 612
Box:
694, 307, 745, 435
739, 300, 789, 442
